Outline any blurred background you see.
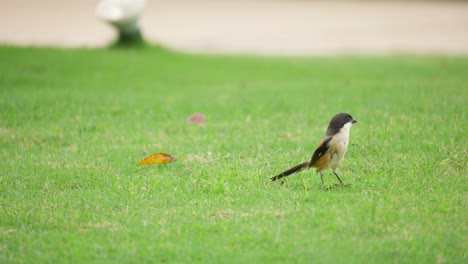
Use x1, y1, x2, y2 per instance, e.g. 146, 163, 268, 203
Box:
1, 0, 468, 55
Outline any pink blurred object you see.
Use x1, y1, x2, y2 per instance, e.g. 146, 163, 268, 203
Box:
187, 113, 206, 125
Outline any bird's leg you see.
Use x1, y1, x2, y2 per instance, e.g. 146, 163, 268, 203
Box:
320, 173, 324, 185
333, 170, 344, 185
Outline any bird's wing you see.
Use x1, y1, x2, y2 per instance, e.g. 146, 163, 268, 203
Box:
309, 136, 332, 167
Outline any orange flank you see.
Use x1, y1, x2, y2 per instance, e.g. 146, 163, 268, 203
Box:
137, 153, 178, 166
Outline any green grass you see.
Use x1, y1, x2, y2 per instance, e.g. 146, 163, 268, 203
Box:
0, 44, 466, 263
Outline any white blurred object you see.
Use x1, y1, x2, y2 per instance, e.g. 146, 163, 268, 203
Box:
96, 0, 145, 40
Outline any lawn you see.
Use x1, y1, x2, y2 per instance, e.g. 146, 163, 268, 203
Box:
0, 45, 466, 263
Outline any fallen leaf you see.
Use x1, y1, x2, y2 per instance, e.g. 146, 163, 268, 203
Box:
137, 153, 178, 166
187, 113, 205, 125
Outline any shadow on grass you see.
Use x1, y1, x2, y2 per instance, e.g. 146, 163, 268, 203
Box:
320, 183, 350, 191
106, 36, 177, 56
108, 35, 147, 49
268, 178, 350, 192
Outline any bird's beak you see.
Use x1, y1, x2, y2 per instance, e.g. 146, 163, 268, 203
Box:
352, 119, 357, 124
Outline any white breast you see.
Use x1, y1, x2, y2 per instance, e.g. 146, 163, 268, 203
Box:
329, 122, 352, 170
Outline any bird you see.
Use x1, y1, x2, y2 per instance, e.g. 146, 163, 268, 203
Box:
270, 112, 357, 185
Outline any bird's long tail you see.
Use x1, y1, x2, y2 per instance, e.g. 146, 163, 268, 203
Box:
270, 162, 309, 181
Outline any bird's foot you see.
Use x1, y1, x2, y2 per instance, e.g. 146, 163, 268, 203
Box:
321, 183, 349, 190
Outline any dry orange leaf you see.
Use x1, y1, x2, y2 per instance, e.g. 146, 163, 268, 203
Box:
137, 153, 178, 166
